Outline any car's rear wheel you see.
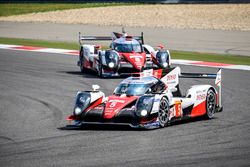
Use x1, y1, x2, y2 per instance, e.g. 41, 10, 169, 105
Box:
98, 55, 103, 78
158, 97, 170, 127
79, 50, 85, 73
205, 89, 216, 119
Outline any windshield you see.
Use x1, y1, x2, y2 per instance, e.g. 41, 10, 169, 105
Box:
114, 83, 150, 96
113, 43, 142, 53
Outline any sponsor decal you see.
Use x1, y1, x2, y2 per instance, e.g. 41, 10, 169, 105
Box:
167, 74, 176, 81
94, 106, 103, 110
135, 57, 141, 62
196, 94, 206, 101
167, 81, 177, 84
215, 69, 222, 86
175, 101, 182, 117
130, 55, 143, 59
108, 99, 125, 103
169, 107, 175, 120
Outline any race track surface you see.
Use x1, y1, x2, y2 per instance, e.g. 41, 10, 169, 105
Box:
1, 22, 250, 56
0, 49, 250, 167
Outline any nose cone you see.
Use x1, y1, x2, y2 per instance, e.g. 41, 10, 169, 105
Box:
122, 53, 146, 70
104, 95, 138, 119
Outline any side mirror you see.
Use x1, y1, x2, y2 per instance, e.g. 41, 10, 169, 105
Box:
157, 44, 165, 49
95, 45, 101, 49
92, 85, 100, 91
147, 88, 152, 93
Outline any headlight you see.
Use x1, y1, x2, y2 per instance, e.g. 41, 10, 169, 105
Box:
108, 62, 115, 68
156, 51, 169, 68
135, 96, 154, 117
74, 92, 91, 116
105, 51, 119, 68
140, 109, 148, 117
74, 107, 82, 115
163, 62, 168, 68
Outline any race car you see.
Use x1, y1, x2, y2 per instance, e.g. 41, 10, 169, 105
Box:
67, 66, 222, 129
77, 29, 171, 77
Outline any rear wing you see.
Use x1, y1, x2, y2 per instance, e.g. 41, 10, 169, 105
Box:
180, 69, 222, 108
78, 31, 144, 45
142, 67, 222, 108
79, 32, 112, 45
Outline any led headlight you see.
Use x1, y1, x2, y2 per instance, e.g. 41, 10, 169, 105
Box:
163, 62, 168, 68
74, 107, 82, 115
156, 51, 169, 68
73, 92, 91, 116
108, 62, 115, 68
140, 109, 148, 117
105, 51, 119, 69
135, 96, 155, 117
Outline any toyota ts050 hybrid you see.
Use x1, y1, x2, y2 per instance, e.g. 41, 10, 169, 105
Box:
67, 67, 223, 129
77, 29, 171, 77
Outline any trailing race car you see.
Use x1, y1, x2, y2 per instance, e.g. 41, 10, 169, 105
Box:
77, 29, 171, 77
67, 67, 223, 129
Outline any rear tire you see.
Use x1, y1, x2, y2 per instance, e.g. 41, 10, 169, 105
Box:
158, 97, 170, 127
79, 49, 85, 73
205, 89, 216, 119
98, 55, 103, 78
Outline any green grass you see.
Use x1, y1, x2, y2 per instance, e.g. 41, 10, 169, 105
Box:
0, 37, 79, 50
172, 50, 250, 65
0, 3, 138, 17
0, 37, 249, 66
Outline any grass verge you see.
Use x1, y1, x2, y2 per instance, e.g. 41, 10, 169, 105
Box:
0, 3, 138, 17
0, 37, 249, 65
0, 37, 79, 50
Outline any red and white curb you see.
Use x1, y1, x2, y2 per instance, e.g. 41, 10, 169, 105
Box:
1, 44, 250, 71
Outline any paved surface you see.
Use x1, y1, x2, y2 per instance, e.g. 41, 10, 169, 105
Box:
1, 44, 250, 71
0, 49, 250, 167
1, 22, 250, 56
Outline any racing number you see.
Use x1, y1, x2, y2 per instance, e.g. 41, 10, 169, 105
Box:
109, 101, 117, 107
175, 101, 182, 118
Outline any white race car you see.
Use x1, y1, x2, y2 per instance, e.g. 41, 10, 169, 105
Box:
67, 66, 223, 129
77, 29, 171, 77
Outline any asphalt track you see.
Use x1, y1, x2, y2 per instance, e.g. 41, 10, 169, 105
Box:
1, 22, 250, 56
0, 49, 250, 167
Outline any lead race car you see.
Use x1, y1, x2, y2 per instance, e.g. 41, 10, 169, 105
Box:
77, 29, 171, 77
67, 67, 223, 129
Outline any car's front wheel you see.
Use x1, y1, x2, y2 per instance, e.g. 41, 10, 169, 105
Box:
98, 55, 104, 78
205, 89, 216, 119
158, 97, 170, 127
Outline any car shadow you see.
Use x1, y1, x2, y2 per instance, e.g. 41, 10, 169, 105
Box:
58, 124, 145, 131
167, 116, 218, 128
58, 117, 217, 131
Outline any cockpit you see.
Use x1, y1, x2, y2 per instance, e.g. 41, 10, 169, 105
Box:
111, 38, 143, 53
113, 76, 166, 96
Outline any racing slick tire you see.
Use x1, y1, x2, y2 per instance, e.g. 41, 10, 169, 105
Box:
158, 97, 170, 127
79, 49, 85, 73
205, 89, 216, 119
98, 54, 104, 78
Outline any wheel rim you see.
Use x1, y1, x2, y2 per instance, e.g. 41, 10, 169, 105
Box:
206, 90, 216, 118
158, 98, 169, 125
